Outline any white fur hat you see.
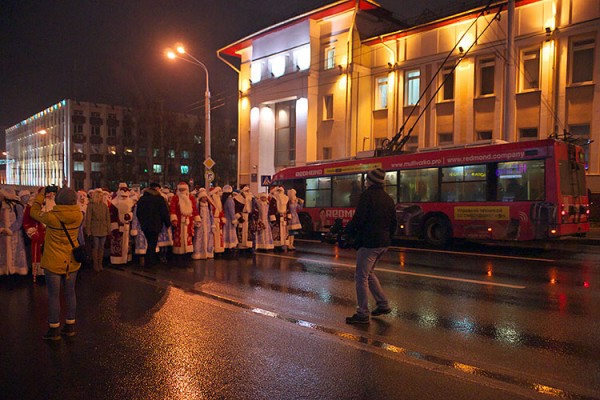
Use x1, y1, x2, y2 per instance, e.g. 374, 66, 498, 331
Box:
197, 188, 208, 199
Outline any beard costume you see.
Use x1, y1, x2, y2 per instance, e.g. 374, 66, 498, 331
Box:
109, 188, 135, 264
170, 182, 200, 255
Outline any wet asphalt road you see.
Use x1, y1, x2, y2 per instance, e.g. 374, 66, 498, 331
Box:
1, 238, 599, 400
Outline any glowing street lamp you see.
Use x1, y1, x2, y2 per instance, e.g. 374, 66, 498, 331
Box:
165, 44, 212, 188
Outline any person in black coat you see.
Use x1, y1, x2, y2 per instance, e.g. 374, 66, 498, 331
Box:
344, 167, 397, 324
136, 183, 171, 266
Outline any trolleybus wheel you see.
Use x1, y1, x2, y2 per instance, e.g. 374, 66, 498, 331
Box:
424, 216, 452, 247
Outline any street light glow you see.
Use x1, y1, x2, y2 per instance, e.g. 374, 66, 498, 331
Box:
38, 129, 48, 135
164, 43, 212, 189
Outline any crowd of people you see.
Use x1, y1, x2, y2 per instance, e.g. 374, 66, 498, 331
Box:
0, 181, 305, 279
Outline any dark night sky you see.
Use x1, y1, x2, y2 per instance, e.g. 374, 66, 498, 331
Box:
0, 0, 455, 132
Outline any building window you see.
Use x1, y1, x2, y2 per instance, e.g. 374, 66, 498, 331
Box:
440, 66, 455, 101
438, 133, 453, 145
405, 69, 420, 106
269, 55, 286, 78
74, 124, 83, 134
520, 47, 540, 91
323, 94, 333, 120
74, 162, 84, 172
519, 128, 538, 141
293, 45, 310, 71
91, 162, 102, 172
167, 149, 175, 158
180, 165, 189, 175
324, 46, 335, 70
274, 100, 296, 167
91, 112, 100, 117
375, 76, 388, 110
478, 58, 495, 96
108, 127, 117, 137
570, 38, 595, 84
323, 147, 332, 160
250, 61, 262, 83
73, 110, 83, 116
181, 150, 190, 159
153, 148, 160, 157
405, 136, 418, 152
74, 143, 84, 153
153, 164, 163, 174
91, 125, 101, 136
477, 131, 492, 141
138, 148, 147, 156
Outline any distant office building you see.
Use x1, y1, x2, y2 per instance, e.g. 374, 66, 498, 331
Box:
5, 99, 203, 190
219, 0, 600, 192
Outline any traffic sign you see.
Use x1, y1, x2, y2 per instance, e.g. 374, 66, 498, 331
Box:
261, 175, 272, 186
205, 169, 215, 183
203, 157, 216, 170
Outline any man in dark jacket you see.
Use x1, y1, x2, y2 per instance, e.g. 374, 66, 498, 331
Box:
344, 167, 397, 324
136, 183, 171, 266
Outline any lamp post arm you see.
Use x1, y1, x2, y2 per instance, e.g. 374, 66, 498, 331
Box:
173, 51, 212, 188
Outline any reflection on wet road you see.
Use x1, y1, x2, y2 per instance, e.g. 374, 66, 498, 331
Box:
113, 238, 600, 399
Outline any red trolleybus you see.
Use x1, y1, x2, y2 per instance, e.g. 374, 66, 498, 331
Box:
272, 138, 589, 246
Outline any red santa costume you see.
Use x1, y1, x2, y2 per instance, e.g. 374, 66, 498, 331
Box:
109, 184, 135, 264
209, 186, 225, 254
170, 182, 200, 255
22, 188, 55, 281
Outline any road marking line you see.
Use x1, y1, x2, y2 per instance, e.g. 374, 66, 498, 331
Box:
297, 239, 556, 263
257, 253, 526, 289
390, 246, 556, 263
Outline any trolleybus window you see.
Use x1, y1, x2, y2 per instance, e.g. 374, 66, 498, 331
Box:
306, 177, 331, 207
497, 160, 544, 201
332, 174, 362, 207
398, 168, 438, 202
559, 160, 587, 196
441, 164, 487, 202
384, 171, 398, 203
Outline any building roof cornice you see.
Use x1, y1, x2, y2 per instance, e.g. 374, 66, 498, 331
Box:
217, 0, 380, 58
362, 0, 541, 46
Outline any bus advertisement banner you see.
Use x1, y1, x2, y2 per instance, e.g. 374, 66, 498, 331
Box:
454, 206, 510, 221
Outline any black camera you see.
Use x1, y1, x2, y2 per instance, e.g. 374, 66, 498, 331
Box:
45, 185, 58, 193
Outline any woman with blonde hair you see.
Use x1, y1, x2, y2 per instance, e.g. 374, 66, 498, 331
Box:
85, 189, 111, 272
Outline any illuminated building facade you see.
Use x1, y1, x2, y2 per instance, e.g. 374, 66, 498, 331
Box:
219, 0, 600, 193
5, 99, 200, 190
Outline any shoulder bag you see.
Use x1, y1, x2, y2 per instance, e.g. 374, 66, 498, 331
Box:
59, 220, 88, 264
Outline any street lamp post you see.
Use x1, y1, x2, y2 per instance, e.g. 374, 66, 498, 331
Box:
166, 45, 212, 189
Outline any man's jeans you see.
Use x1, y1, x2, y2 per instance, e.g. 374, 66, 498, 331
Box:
355, 247, 389, 317
45, 270, 77, 326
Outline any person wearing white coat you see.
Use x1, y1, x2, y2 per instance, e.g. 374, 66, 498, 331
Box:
192, 189, 214, 260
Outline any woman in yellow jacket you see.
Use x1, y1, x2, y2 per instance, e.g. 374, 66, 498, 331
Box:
30, 186, 83, 340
